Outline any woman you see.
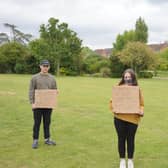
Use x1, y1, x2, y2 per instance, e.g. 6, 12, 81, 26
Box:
110, 69, 144, 168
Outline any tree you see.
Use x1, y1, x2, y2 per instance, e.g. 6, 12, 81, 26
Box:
0, 23, 32, 45
119, 42, 157, 73
111, 17, 149, 76
4, 23, 17, 41
0, 42, 30, 73
157, 47, 168, 70
83, 55, 110, 74
109, 51, 128, 77
113, 17, 148, 52
0, 33, 10, 44
135, 17, 148, 43
39, 17, 82, 75
113, 30, 135, 51
29, 39, 50, 62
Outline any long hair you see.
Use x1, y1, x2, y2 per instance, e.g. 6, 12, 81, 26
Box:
118, 69, 138, 86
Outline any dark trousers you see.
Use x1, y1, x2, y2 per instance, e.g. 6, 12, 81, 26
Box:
114, 117, 138, 159
33, 108, 52, 140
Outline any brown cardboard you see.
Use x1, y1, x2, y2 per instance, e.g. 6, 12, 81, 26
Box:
34, 89, 57, 108
112, 86, 140, 114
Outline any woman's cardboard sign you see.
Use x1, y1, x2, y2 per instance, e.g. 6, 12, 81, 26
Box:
112, 86, 140, 114
34, 89, 57, 108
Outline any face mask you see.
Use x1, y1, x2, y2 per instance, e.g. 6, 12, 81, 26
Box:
124, 79, 132, 85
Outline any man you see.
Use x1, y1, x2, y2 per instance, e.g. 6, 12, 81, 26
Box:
29, 59, 57, 149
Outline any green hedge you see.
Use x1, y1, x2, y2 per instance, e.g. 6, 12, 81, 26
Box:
139, 71, 154, 78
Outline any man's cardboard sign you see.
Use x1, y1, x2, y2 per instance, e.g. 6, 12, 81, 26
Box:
34, 89, 57, 108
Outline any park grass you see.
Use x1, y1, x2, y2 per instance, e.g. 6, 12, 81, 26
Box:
0, 74, 168, 168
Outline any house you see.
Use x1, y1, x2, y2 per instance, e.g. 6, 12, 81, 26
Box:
148, 42, 168, 52
94, 48, 112, 58
94, 42, 168, 57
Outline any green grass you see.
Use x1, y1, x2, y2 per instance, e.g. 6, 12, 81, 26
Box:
0, 75, 168, 168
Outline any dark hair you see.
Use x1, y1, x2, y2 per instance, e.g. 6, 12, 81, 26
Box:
118, 69, 138, 86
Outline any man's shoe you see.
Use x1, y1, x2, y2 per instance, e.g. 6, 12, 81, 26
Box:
32, 140, 38, 149
45, 139, 56, 145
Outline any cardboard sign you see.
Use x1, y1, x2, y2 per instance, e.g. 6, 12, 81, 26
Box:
112, 86, 140, 114
34, 89, 57, 108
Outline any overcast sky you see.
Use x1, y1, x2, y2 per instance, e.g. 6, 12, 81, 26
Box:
0, 0, 168, 49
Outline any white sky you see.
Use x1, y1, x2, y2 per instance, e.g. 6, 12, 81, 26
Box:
0, 0, 168, 49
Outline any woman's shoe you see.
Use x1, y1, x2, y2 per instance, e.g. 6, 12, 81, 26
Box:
128, 159, 134, 168
119, 159, 126, 168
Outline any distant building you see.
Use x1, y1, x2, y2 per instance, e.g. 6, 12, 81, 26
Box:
148, 42, 168, 52
94, 42, 168, 57
94, 48, 112, 58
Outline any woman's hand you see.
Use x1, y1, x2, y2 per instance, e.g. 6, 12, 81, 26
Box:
139, 111, 144, 117
109, 99, 113, 111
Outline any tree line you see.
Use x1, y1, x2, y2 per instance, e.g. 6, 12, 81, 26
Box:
0, 17, 168, 77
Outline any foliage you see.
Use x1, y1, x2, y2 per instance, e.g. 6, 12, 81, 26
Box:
100, 67, 111, 77
83, 55, 110, 74
109, 51, 128, 77
0, 23, 32, 45
0, 42, 30, 73
113, 17, 148, 53
91, 73, 103, 77
113, 30, 136, 51
119, 42, 158, 73
135, 17, 148, 43
156, 47, 168, 70
139, 70, 154, 78
39, 17, 82, 75
80, 46, 98, 58
14, 63, 25, 73
111, 17, 149, 76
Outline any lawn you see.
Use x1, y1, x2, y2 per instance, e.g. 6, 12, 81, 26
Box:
0, 75, 168, 168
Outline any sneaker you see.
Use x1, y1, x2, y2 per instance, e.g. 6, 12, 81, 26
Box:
119, 159, 126, 168
45, 139, 56, 145
128, 159, 134, 168
32, 140, 38, 149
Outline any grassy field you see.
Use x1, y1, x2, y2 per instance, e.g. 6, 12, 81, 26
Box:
0, 74, 168, 168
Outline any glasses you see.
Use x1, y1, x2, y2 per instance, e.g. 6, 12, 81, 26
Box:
42, 65, 49, 67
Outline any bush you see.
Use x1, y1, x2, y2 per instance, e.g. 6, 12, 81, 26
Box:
59, 67, 67, 76
91, 73, 103, 77
111, 72, 122, 78
100, 67, 111, 77
14, 63, 25, 74
59, 67, 78, 76
139, 71, 154, 78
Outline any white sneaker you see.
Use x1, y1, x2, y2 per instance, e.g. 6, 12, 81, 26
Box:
119, 159, 126, 168
128, 159, 134, 168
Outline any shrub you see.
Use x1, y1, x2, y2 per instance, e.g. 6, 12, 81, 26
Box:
14, 63, 25, 74
59, 67, 67, 76
91, 73, 103, 77
139, 70, 154, 78
100, 67, 111, 77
